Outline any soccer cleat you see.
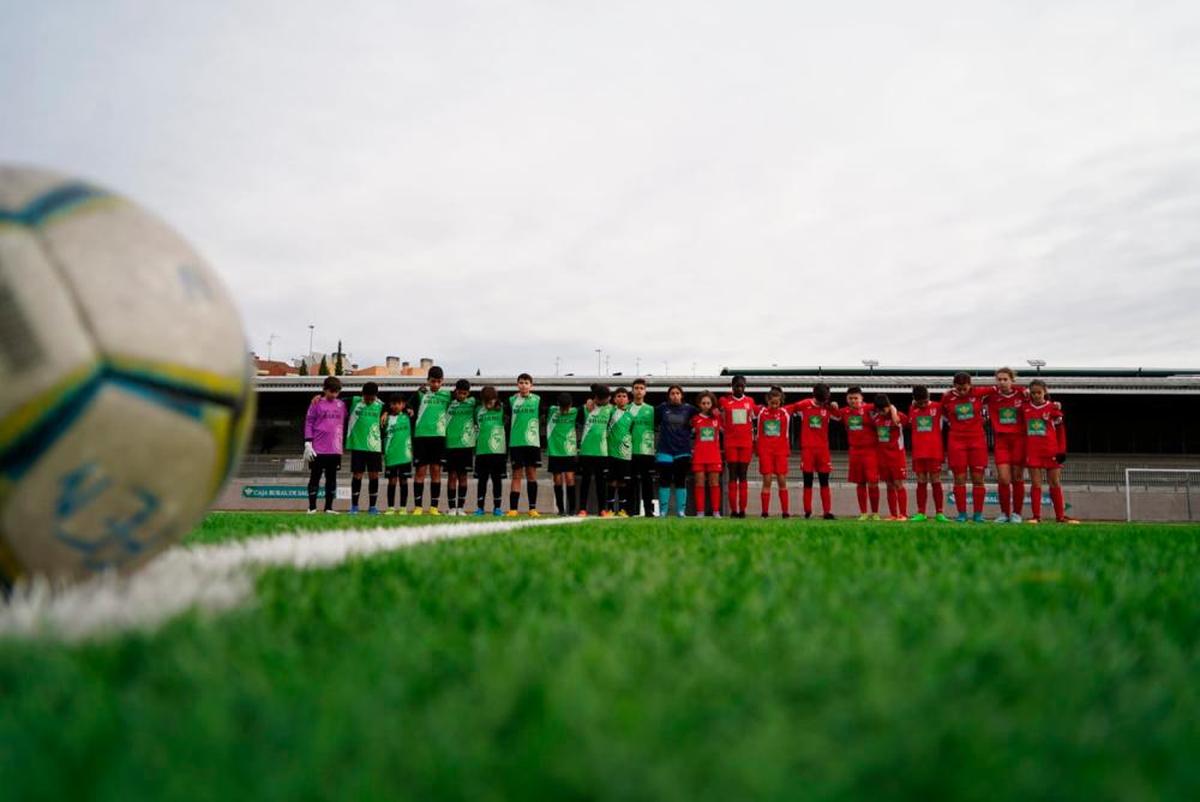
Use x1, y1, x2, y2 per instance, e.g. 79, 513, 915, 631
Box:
616, 510, 629, 518
804, 511, 813, 520
955, 513, 969, 523
368, 507, 379, 515
994, 514, 1010, 524
600, 510, 614, 518
505, 510, 520, 517
307, 509, 318, 515
349, 505, 359, 515
493, 508, 504, 516
910, 513, 927, 522
383, 509, 395, 516
411, 508, 423, 517
711, 512, 722, 518
529, 509, 542, 518
857, 513, 870, 521
398, 509, 408, 516
324, 509, 339, 515
935, 513, 950, 522
782, 513, 790, 519
885, 516, 899, 522
1057, 517, 1081, 525
823, 513, 836, 520
972, 513, 986, 524
427, 508, 441, 516
1009, 513, 1022, 524
473, 508, 486, 517
677, 510, 687, 518
1026, 517, 1041, 525
576, 510, 589, 517
761, 512, 770, 519
869, 513, 881, 521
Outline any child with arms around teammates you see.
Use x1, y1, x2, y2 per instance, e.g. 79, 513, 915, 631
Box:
304, 376, 346, 514
411, 366, 452, 515
1022, 379, 1076, 524
628, 378, 657, 517
345, 381, 384, 514
576, 385, 614, 516
507, 373, 542, 517
755, 386, 793, 517
870, 394, 909, 520
940, 371, 997, 523
691, 391, 724, 517
546, 392, 580, 516
605, 387, 635, 517
989, 367, 1029, 523
382, 394, 414, 514
718, 375, 757, 518
907, 385, 948, 522
473, 386, 508, 516
443, 379, 478, 516
832, 386, 880, 519
655, 385, 697, 517
790, 383, 839, 519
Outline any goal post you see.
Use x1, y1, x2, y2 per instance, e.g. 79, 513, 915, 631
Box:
1124, 468, 1200, 522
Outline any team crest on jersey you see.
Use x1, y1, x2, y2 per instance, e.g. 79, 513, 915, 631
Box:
489, 428, 505, 451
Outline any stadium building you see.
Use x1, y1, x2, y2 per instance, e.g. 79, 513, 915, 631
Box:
226, 367, 1200, 520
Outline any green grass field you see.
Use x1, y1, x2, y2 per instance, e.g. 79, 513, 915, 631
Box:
3, 514, 1200, 801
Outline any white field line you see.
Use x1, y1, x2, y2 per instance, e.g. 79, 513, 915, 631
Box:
0, 517, 583, 642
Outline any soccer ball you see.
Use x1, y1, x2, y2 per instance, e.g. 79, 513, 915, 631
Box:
0, 166, 254, 584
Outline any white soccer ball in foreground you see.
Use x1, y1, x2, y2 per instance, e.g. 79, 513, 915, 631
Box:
0, 166, 253, 584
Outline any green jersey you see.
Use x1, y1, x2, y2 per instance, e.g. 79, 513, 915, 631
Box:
629, 402, 656, 456
607, 407, 634, 461
546, 407, 579, 458
475, 406, 508, 455
580, 404, 614, 457
383, 412, 413, 467
413, 387, 452, 438
508, 393, 541, 448
445, 397, 479, 450
345, 397, 383, 452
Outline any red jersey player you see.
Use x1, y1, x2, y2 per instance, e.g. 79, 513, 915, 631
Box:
691, 391, 724, 517
719, 375, 757, 518
870, 394, 908, 520
907, 385, 948, 522
988, 367, 1029, 524
832, 386, 880, 519
791, 383, 838, 519
1022, 379, 1075, 524
940, 371, 995, 522
755, 387, 793, 517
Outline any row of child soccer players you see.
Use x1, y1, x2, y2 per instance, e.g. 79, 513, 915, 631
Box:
306, 366, 1070, 522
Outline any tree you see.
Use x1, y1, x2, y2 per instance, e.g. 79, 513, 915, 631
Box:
335, 340, 344, 376
298, 359, 309, 376
319, 355, 331, 376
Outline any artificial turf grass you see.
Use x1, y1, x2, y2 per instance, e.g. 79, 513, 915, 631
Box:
4, 517, 1200, 802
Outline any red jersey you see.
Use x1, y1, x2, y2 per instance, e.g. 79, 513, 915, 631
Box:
940, 387, 994, 439
1022, 401, 1066, 460
870, 408, 907, 453
987, 389, 1027, 435
791, 398, 835, 451
833, 404, 877, 450
907, 401, 945, 461
691, 413, 723, 463
719, 394, 757, 449
755, 406, 792, 457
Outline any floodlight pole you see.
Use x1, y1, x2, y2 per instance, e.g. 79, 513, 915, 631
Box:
595, 349, 602, 376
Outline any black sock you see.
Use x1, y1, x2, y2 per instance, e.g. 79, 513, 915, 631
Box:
430, 481, 441, 508
527, 480, 538, 511
399, 481, 409, 508
351, 477, 362, 507
415, 480, 425, 508
492, 474, 502, 509
578, 474, 590, 513
368, 477, 379, 508
387, 482, 396, 507
477, 475, 488, 510
554, 484, 564, 514
447, 483, 458, 510
621, 484, 633, 515
510, 491, 520, 511
567, 484, 577, 515
457, 484, 467, 510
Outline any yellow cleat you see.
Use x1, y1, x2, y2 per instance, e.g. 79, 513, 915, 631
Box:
427, 508, 441, 516
528, 509, 541, 518
505, 510, 520, 517
411, 508, 423, 517
616, 510, 629, 518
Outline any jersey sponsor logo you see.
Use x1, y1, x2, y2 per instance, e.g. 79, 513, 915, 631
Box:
877, 426, 891, 442
1027, 418, 1048, 436
808, 415, 823, 429
999, 407, 1018, 425
916, 416, 934, 433
848, 415, 863, 431
731, 408, 749, 425
763, 419, 782, 437
955, 403, 974, 421
699, 426, 716, 442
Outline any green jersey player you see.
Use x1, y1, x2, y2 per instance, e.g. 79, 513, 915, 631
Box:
410, 366, 451, 514
443, 379, 478, 515
345, 381, 384, 514
473, 386, 508, 516
577, 385, 614, 515
506, 373, 542, 516
605, 387, 635, 516
546, 392, 580, 515
383, 395, 414, 514
629, 378, 657, 516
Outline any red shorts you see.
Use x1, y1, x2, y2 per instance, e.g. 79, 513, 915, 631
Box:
724, 444, 753, 464
878, 450, 907, 482
758, 452, 789, 476
693, 460, 723, 474
847, 449, 880, 484
801, 447, 833, 474
911, 457, 943, 475
947, 437, 988, 472
1024, 453, 1059, 470
993, 433, 1026, 467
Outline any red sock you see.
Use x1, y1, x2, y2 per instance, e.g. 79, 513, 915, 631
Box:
897, 487, 908, 517
1031, 487, 1042, 519
1013, 481, 1025, 515
972, 484, 985, 515
803, 486, 814, 514
709, 485, 721, 515
856, 484, 868, 513
694, 480, 706, 515
886, 486, 897, 517
761, 490, 771, 515
728, 480, 739, 514
916, 482, 928, 514
820, 485, 832, 514
954, 484, 967, 514
739, 480, 749, 514
932, 482, 945, 513
1051, 486, 1065, 520
868, 485, 880, 514
998, 482, 1011, 515
779, 487, 790, 515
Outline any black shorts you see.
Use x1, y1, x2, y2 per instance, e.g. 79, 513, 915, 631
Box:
547, 455, 577, 475
657, 455, 692, 487
413, 437, 446, 467
631, 454, 657, 478
309, 454, 341, 473
577, 455, 607, 475
350, 450, 382, 473
385, 464, 412, 480
607, 457, 632, 482
445, 447, 474, 473
510, 445, 542, 468
474, 453, 508, 479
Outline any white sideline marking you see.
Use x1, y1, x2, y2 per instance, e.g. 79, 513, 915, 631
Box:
0, 517, 582, 642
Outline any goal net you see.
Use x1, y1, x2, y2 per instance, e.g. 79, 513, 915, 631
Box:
1124, 468, 1200, 522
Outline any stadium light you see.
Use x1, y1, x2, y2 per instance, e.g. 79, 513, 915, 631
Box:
595, 348, 602, 375
1027, 358, 1047, 374
308, 324, 315, 357
862, 359, 879, 373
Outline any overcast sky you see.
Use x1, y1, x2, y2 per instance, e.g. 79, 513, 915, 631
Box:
3, 0, 1199, 376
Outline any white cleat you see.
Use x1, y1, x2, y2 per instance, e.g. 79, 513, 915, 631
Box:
1009, 513, 1023, 524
